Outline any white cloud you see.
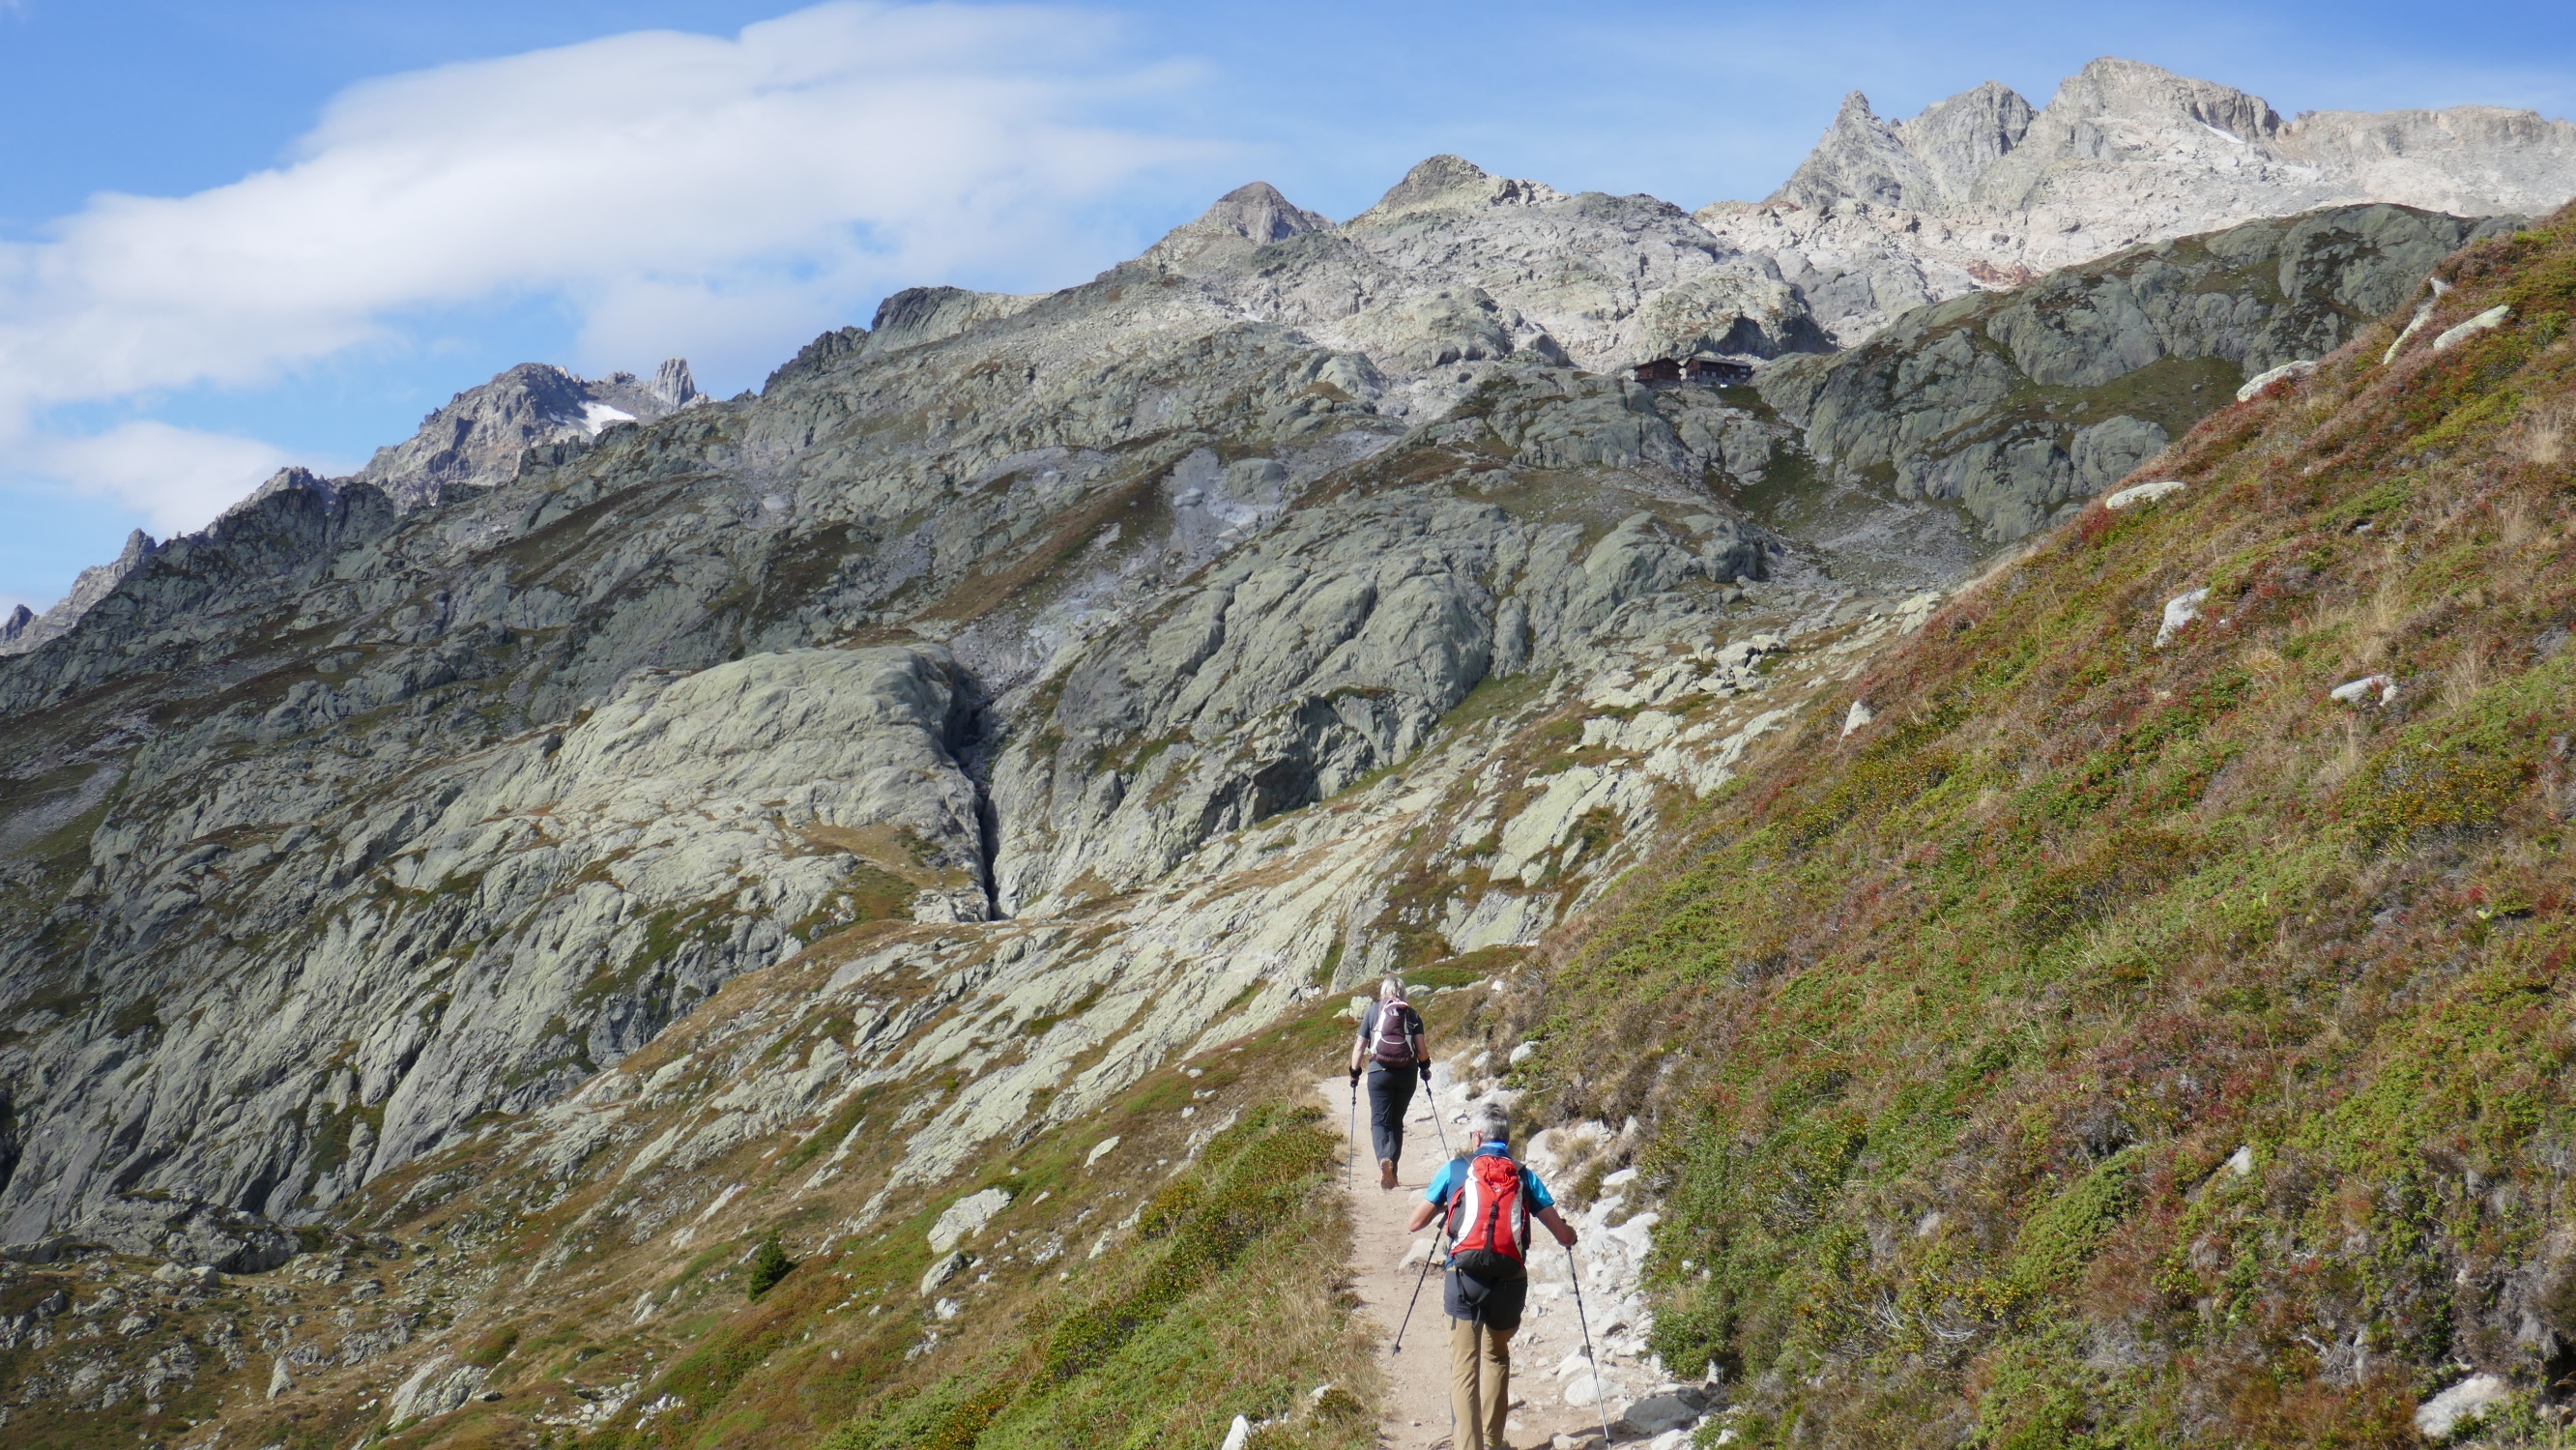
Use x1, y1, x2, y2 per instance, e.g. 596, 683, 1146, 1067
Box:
0, 0, 1220, 438
28, 422, 312, 538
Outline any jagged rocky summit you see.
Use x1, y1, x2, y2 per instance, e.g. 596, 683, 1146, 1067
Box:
349, 358, 704, 511
1701, 55, 2576, 344
0, 362, 703, 659
0, 530, 160, 658
0, 53, 2571, 1448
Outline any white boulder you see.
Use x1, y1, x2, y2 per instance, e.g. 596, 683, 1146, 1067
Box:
2415, 1373, 2510, 1438
2432, 305, 2511, 354
2234, 361, 2316, 402
2329, 675, 2397, 707
388, 1354, 487, 1426
2103, 479, 2186, 509
2155, 588, 2211, 648
929, 1186, 1013, 1254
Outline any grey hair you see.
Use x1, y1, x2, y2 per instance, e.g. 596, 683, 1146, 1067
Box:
1379, 976, 1405, 1000
1468, 1104, 1512, 1144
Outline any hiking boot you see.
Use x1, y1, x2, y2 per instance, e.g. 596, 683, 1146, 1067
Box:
1378, 1158, 1398, 1190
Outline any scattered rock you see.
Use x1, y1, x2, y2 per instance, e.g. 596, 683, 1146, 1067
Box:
2386, 298, 2440, 362
6, 60, 2565, 1447
387, 1354, 486, 1425
2102, 479, 2185, 509
918, 1251, 969, 1296
69, 1196, 299, 1274
2432, 305, 2512, 354
2155, 588, 2211, 648
1616, 1386, 1709, 1436
2328, 675, 2397, 707
1841, 699, 1873, 737
2235, 360, 2316, 401
929, 1188, 1013, 1255
2414, 1373, 2510, 1439
1564, 1370, 1627, 1407
1221, 1413, 1252, 1450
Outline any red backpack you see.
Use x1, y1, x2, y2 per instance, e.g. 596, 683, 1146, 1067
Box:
1369, 999, 1417, 1065
1444, 1152, 1531, 1280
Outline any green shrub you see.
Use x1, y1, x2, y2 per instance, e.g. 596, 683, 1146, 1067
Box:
747, 1232, 795, 1300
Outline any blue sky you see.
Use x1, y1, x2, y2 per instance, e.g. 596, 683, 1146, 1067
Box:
3, 0, 2575, 613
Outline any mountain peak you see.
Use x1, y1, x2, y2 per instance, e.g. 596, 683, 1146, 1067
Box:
1357, 154, 1557, 222
1197, 181, 1331, 245
346, 359, 706, 511
1892, 80, 2036, 206
0, 527, 159, 657
2050, 55, 2281, 139
1769, 89, 1938, 212
1752, 54, 2573, 240
648, 357, 699, 412
1143, 180, 1332, 269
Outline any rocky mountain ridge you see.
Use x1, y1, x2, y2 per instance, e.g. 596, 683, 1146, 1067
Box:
0, 530, 160, 659
14, 59, 2570, 635
1703, 56, 2576, 345
351, 359, 704, 512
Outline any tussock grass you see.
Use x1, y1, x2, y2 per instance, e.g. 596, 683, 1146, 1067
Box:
820, 1103, 1376, 1450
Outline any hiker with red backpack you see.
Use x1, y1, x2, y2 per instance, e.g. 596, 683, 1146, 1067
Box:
1349, 977, 1430, 1189
1404, 1103, 1579, 1450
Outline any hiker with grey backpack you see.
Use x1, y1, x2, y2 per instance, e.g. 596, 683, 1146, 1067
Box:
1349, 976, 1431, 1189
1406, 1103, 1579, 1450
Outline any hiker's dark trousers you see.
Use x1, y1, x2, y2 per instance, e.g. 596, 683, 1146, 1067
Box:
1367, 1063, 1416, 1168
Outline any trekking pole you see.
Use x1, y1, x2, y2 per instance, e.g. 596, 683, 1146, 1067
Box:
1390, 1219, 1451, 1355
1566, 1240, 1615, 1449
1424, 1069, 1451, 1160
1346, 1077, 1358, 1189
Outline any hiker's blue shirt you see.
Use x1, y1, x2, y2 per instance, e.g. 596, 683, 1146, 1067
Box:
1423, 1143, 1555, 1210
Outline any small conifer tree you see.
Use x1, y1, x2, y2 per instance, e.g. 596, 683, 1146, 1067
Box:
747, 1232, 795, 1300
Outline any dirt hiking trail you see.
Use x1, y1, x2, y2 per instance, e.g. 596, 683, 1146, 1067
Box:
1318, 1077, 1614, 1450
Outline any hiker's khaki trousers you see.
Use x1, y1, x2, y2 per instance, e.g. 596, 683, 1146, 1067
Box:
1448, 1315, 1514, 1448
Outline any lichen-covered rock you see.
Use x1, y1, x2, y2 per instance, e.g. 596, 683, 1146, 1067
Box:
929, 1188, 1012, 1254
58, 1196, 299, 1275
387, 1354, 486, 1426
1757, 204, 2521, 539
